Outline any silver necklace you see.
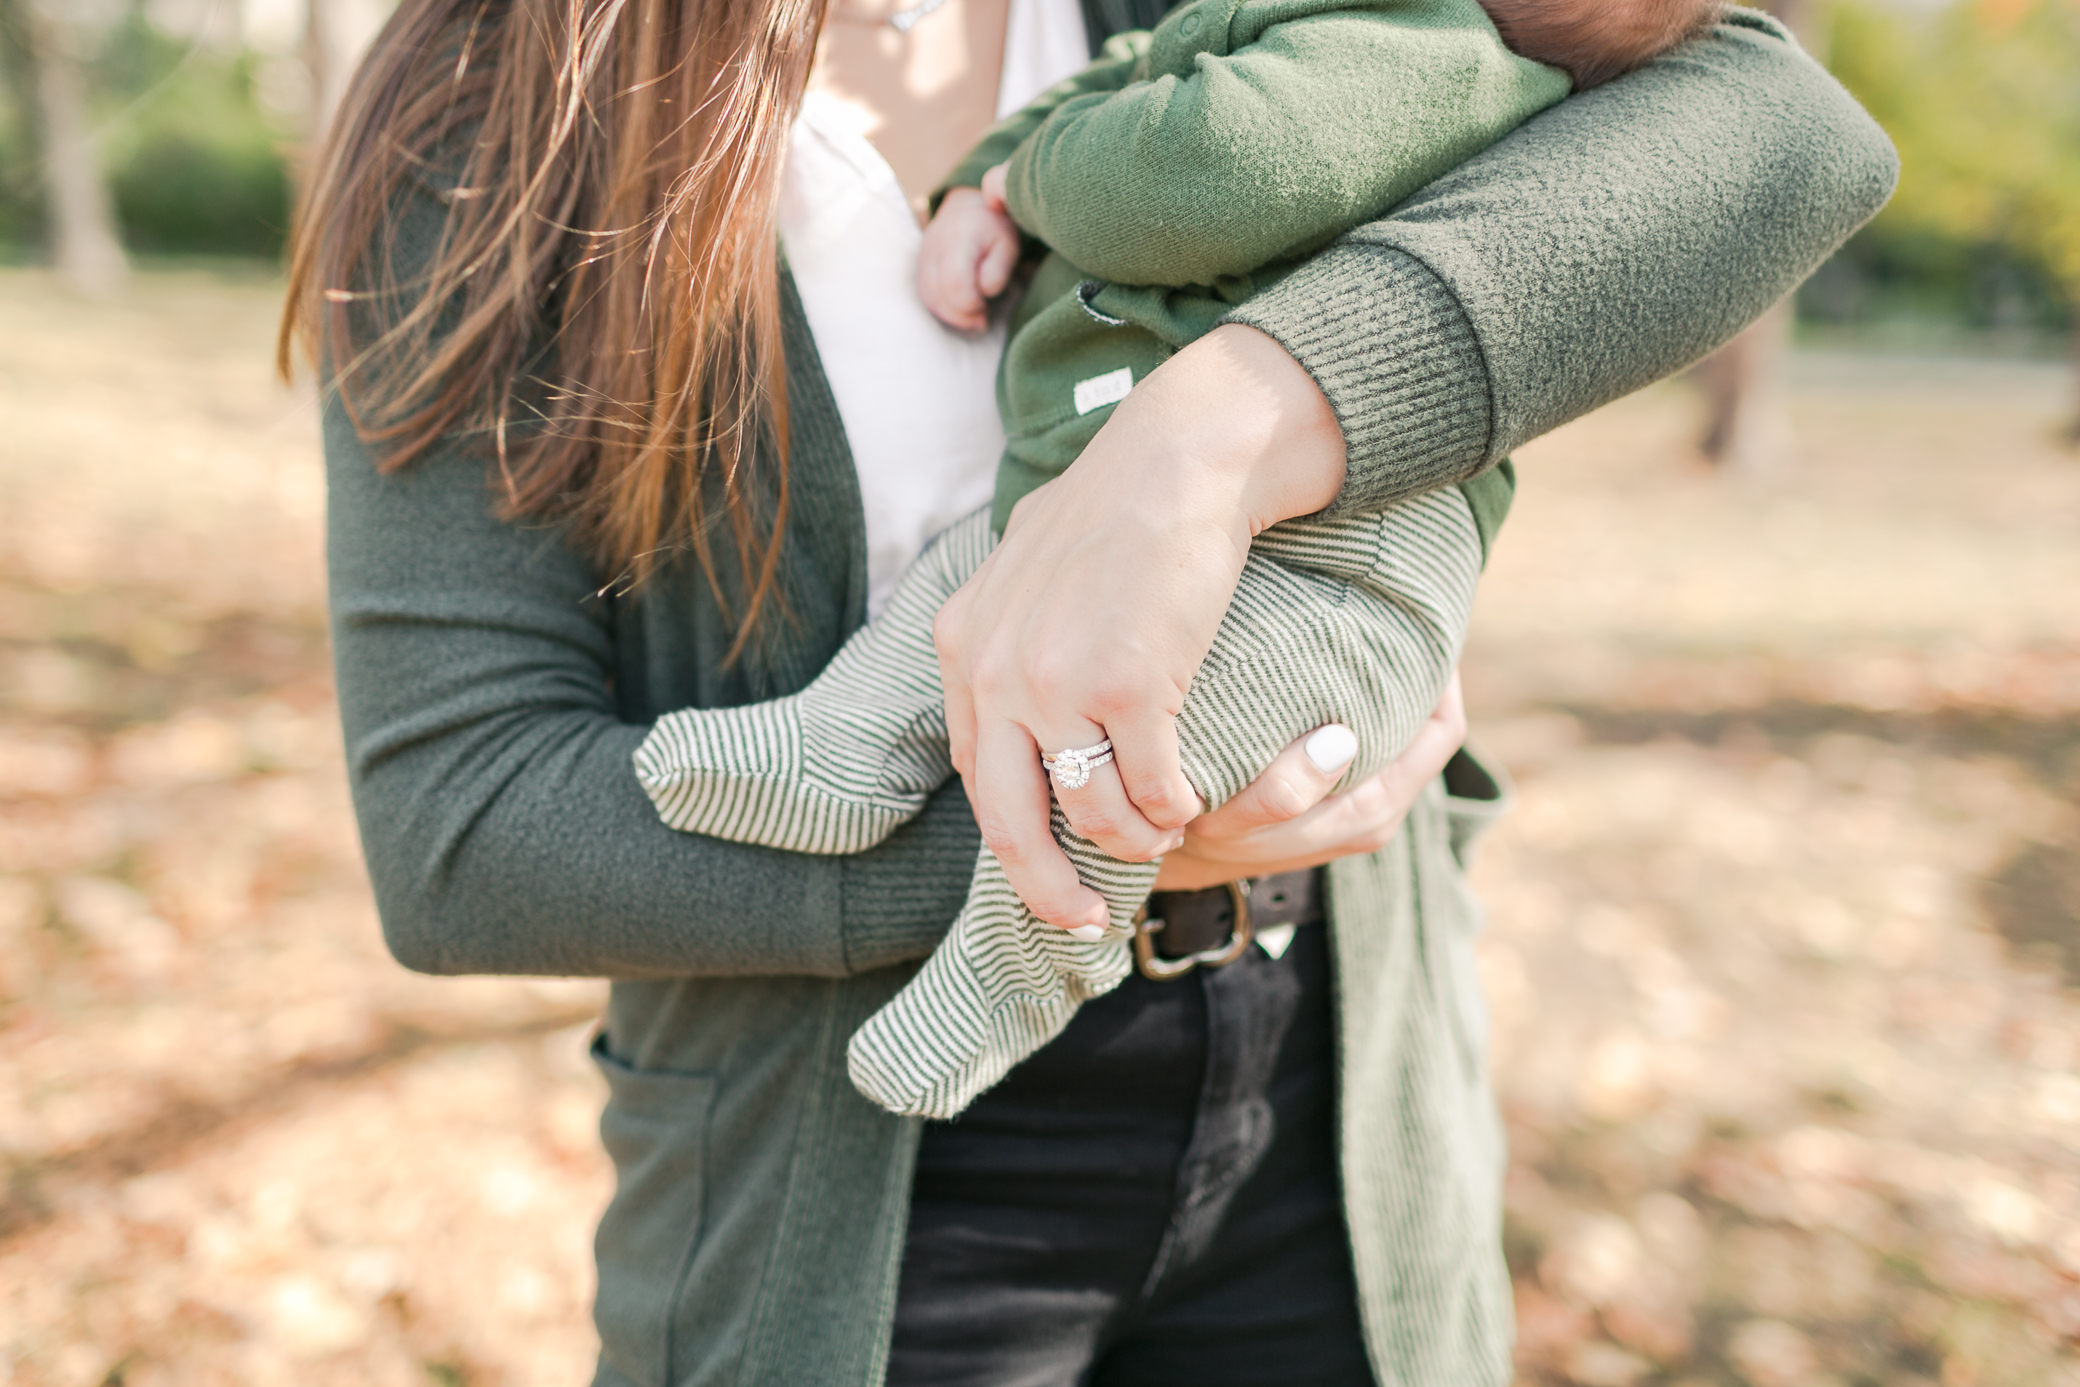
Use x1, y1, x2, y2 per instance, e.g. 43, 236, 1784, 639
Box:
885, 0, 954, 31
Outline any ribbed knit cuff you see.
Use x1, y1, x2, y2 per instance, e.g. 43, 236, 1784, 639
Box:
1223, 244, 1497, 517
839, 778, 983, 975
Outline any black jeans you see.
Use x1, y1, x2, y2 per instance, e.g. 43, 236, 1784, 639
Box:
889, 921, 1376, 1387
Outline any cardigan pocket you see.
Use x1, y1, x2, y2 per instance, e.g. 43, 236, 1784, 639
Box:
1440, 746, 1512, 870
591, 1034, 718, 1387
1427, 750, 1513, 1085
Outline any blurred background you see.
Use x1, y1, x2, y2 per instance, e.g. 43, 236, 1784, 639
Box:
0, 0, 2074, 1383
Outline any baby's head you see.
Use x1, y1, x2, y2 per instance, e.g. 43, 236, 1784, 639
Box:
1484, 0, 1726, 90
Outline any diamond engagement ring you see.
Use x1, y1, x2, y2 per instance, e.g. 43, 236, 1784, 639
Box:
1041, 739, 1114, 791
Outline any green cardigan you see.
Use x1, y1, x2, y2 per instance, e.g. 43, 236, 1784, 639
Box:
326, 12, 1894, 1385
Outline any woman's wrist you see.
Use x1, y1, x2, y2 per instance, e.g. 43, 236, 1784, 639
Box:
1223, 249, 1494, 514
1104, 323, 1347, 536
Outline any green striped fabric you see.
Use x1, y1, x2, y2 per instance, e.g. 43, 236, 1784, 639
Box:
635, 487, 1479, 1118
636, 513, 986, 855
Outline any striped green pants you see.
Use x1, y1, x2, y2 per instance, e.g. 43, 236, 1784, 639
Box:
636, 492, 1479, 1118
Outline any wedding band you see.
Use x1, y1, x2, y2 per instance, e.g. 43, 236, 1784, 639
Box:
1041, 739, 1113, 791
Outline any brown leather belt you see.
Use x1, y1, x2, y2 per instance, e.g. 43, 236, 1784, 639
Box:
1133, 868, 1325, 980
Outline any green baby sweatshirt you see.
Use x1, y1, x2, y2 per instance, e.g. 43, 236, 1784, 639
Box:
977, 0, 1572, 534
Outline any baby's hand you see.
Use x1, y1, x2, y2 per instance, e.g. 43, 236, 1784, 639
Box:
918, 166, 1020, 333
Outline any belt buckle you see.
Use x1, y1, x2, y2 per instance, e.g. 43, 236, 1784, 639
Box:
1132, 880, 1255, 981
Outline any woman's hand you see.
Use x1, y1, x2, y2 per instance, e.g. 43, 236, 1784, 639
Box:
1152, 676, 1466, 892
935, 323, 1348, 930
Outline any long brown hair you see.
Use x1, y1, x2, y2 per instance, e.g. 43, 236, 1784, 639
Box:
281, 0, 827, 653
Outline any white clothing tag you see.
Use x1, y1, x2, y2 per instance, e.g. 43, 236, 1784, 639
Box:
1256, 923, 1298, 961
1073, 367, 1135, 416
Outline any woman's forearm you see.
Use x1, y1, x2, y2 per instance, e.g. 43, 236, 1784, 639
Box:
327, 410, 979, 981
1227, 9, 1900, 512
913, 10, 1899, 925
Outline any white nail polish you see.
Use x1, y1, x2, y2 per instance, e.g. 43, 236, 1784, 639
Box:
1305, 724, 1358, 774
1067, 923, 1107, 942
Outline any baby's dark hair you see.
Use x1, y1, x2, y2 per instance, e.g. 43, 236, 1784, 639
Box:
1484, 0, 1727, 90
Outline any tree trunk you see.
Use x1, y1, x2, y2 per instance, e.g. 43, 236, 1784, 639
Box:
2067, 322, 2080, 447
1696, 300, 1795, 475
23, 5, 126, 299
1694, 0, 1817, 473
305, 0, 389, 143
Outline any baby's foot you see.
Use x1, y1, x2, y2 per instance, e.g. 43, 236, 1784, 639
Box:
637, 697, 936, 855
845, 822, 1157, 1119
636, 511, 996, 854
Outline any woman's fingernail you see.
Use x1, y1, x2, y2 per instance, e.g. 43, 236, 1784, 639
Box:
1305, 725, 1358, 774
1067, 923, 1107, 941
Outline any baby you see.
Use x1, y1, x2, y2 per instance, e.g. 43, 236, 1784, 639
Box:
637, 0, 1722, 1120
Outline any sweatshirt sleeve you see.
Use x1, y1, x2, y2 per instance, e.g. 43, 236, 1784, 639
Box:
933, 31, 1151, 207
1001, 0, 1569, 287
1224, 10, 1901, 514
324, 199, 979, 979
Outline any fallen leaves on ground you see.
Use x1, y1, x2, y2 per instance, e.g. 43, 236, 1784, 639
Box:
1, 267, 2075, 1385
1468, 352, 2080, 1387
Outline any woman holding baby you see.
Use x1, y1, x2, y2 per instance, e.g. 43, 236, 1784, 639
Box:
286, 0, 1893, 1381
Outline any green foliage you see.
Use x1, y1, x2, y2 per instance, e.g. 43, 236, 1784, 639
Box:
0, 8, 294, 260
0, 0, 2075, 319
1816, 0, 2080, 331
0, 2, 42, 246
0, 90, 36, 247
103, 41, 291, 255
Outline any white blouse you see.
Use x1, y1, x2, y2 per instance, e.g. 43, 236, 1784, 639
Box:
778, 0, 1091, 617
